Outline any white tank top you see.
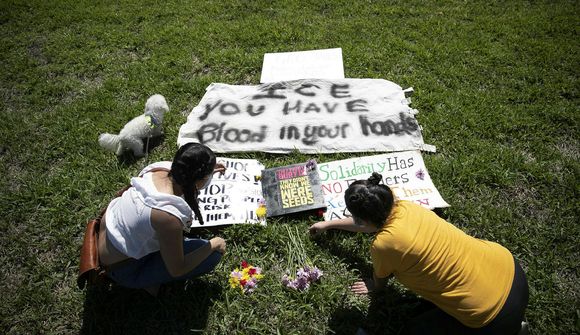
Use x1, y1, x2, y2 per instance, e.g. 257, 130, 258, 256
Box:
105, 161, 193, 259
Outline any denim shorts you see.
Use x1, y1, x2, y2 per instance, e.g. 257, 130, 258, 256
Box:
107, 238, 222, 289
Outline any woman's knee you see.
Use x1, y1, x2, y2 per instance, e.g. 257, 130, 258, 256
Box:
206, 251, 223, 269
183, 238, 210, 253
185, 251, 222, 278
182, 239, 223, 276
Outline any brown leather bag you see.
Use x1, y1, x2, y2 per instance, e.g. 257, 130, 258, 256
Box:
77, 217, 108, 289
77, 186, 130, 289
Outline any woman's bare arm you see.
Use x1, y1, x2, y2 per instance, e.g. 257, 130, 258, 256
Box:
151, 209, 225, 278
309, 217, 377, 236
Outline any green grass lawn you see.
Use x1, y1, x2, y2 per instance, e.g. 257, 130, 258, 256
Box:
1, 0, 578, 334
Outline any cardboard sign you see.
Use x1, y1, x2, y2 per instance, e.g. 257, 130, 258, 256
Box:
320, 151, 449, 221
178, 78, 434, 153
191, 158, 265, 227
260, 48, 345, 83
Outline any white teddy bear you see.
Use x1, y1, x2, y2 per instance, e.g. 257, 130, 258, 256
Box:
98, 94, 169, 157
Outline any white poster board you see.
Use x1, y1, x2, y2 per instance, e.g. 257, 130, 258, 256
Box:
320, 151, 449, 221
178, 79, 434, 154
192, 158, 265, 227
260, 48, 345, 83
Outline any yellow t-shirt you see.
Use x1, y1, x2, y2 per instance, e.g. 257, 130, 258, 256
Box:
371, 201, 514, 328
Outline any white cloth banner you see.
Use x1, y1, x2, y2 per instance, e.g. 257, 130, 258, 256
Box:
178, 79, 435, 153
191, 157, 265, 227
320, 151, 449, 221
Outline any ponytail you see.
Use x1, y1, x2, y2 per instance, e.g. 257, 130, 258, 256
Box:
182, 184, 205, 225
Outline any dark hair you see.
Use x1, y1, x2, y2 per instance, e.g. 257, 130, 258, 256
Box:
345, 172, 394, 228
168, 143, 216, 225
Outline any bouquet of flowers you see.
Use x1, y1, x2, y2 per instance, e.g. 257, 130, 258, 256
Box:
282, 265, 323, 291
281, 225, 323, 291
229, 260, 264, 294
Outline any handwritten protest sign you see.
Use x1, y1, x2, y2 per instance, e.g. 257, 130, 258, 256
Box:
191, 157, 265, 227
178, 79, 435, 153
319, 151, 449, 221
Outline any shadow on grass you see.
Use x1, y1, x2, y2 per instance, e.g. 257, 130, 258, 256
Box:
116, 135, 165, 166
328, 292, 434, 335
313, 230, 374, 277
314, 231, 432, 335
81, 278, 221, 335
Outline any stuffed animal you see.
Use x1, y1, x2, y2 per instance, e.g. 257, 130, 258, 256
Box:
98, 94, 169, 157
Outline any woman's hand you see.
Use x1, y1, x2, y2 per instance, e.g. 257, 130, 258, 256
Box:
209, 237, 226, 253
213, 162, 227, 176
309, 221, 329, 237
350, 278, 375, 295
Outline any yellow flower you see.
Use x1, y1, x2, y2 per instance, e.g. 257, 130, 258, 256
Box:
256, 204, 267, 218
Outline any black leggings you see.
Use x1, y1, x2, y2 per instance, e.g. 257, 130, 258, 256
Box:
403, 257, 529, 335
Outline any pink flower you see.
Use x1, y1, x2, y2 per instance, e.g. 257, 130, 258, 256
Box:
306, 159, 317, 171
308, 267, 323, 281
415, 169, 425, 180
295, 275, 310, 290
282, 274, 290, 286
244, 280, 257, 293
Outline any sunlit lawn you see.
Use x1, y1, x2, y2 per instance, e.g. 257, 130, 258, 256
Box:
0, 1, 578, 334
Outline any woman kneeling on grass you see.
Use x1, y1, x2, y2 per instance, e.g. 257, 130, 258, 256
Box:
98, 143, 227, 296
309, 172, 529, 334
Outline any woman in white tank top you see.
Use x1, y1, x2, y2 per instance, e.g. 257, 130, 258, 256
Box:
98, 143, 227, 296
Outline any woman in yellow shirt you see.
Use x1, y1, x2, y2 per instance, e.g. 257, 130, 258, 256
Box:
309, 173, 529, 334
